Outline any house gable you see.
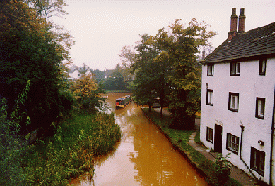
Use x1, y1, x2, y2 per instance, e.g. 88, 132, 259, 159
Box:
203, 22, 275, 64
200, 8, 275, 185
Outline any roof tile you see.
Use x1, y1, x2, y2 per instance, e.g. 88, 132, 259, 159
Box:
205, 22, 275, 63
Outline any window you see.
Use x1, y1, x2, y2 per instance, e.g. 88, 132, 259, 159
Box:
259, 58, 267, 76
228, 92, 239, 112
226, 133, 239, 154
230, 62, 240, 76
207, 63, 214, 76
206, 127, 213, 143
256, 98, 265, 119
206, 89, 213, 106
250, 147, 265, 176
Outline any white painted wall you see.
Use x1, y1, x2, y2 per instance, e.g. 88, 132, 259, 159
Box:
69, 70, 80, 80
200, 57, 275, 184
69, 70, 91, 80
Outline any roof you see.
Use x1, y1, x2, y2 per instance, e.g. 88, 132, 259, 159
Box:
204, 22, 275, 63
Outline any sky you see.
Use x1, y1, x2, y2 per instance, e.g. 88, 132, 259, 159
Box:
52, 0, 275, 71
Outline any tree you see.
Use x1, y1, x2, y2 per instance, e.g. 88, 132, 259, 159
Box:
70, 73, 101, 112
131, 19, 215, 128
90, 69, 105, 83
156, 19, 216, 129
103, 64, 128, 91
132, 34, 161, 111
0, 1, 73, 135
78, 63, 90, 75
119, 45, 136, 82
23, 0, 67, 19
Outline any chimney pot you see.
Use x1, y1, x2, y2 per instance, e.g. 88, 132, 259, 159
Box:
240, 8, 245, 16
228, 8, 238, 40
238, 8, 246, 32
232, 8, 236, 15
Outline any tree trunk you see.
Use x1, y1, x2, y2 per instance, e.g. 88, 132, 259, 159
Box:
148, 105, 152, 112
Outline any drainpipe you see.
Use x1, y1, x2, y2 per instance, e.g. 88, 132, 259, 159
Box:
269, 88, 275, 185
240, 124, 245, 160
240, 123, 257, 179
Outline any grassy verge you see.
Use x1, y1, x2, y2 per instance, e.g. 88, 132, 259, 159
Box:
22, 112, 121, 185
141, 108, 241, 186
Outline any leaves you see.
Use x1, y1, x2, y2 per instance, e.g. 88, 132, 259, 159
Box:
0, 0, 73, 134
131, 19, 216, 127
70, 73, 101, 111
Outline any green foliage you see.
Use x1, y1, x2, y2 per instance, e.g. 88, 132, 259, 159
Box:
70, 73, 103, 112
23, 112, 121, 185
0, 1, 73, 135
131, 19, 216, 128
212, 154, 232, 185
142, 108, 239, 186
0, 99, 27, 186
132, 34, 166, 110
102, 64, 128, 91
157, 19, 215, 129
199, 154, 232, 186
119, 45, 136, 81
91, 69, 105, 83
23, 0, 67, 19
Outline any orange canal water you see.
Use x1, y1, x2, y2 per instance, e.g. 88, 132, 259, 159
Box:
71, 93, 208, 186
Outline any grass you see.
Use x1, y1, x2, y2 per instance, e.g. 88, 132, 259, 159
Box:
142, 108, 241, 186
22, 111, 121, 185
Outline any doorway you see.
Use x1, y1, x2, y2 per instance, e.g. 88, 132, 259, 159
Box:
214, 124, 222, 153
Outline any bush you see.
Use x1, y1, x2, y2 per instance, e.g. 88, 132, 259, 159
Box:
70, 74, 102, 112
23, 111, 121, 185
0, 99, 27, 186
213, 154, 231, 185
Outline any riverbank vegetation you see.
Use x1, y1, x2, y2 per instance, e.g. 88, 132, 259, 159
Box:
142, 108, 241, 186
23, 112, 121, 185
0, 1, 121, 185
1, 99, 121, 185
123, 19, 216, 130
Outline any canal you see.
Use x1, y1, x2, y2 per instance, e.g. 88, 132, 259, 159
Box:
71, 93, 207, 186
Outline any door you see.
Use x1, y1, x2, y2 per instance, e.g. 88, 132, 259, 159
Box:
214, 124, 223, 153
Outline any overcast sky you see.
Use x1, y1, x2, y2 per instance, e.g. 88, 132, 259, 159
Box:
52, 0, 275, 70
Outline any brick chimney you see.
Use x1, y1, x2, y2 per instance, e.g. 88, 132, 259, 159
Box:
238, 8, 246, 32
228, 8, 238, 40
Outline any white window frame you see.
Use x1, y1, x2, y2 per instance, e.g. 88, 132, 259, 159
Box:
250, 147, 265, 176
259, 58, 267, 76
256, 98, 265, 119
207, 63, 214, 76
206, 89, 213, 106
230, 62, 240, 76
226, 133, 239, 154
229, 92, 239, 112
206, 127, 213, 143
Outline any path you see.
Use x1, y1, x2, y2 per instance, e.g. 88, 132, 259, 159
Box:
154, 107, 259, 186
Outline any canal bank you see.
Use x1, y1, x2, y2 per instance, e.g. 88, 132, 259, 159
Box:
141, 107, 258, 186
71, 93, 208, 185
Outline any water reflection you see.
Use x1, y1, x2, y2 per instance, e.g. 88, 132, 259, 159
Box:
71, 93, 207, 186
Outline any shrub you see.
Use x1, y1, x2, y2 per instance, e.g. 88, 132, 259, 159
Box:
0, 99, 27, 186
213, 154, 231, 185
23, 111, 121, 185
70, 74, 103, 112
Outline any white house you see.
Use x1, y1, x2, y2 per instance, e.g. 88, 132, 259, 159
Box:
68, 65, 91, 80
200, 8, 275, 185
